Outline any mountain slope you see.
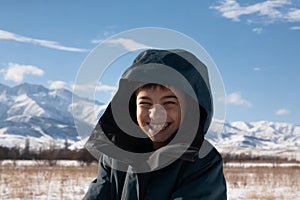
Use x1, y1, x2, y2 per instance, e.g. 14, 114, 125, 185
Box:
0, 83, 105, 148
207, 121, 300, 160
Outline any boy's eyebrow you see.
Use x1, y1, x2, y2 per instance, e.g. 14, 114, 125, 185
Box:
137, 96, 151, 100
161, 95, 178, 100
137, 95, 178, 100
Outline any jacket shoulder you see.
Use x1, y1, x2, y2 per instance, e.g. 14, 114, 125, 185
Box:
171, 144, 227, 199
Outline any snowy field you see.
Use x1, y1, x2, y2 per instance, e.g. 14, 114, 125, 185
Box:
1, 160, 300, 200
224, 162, 300, 199
0, 160, 96, 200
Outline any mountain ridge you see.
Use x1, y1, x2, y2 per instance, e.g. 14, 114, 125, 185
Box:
0, 83, 104, 148
0, 83, 299, 160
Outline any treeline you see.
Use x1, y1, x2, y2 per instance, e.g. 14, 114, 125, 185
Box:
0, 139, 97, 165
1, 139, 298, 164
222, 152, 299, 163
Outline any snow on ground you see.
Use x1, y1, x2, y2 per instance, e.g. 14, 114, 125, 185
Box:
224, 163, 300, 199
1, 160, 299, 200
225, 162, 300, 168
0, 160, 85, 167
0, 160, 98, 200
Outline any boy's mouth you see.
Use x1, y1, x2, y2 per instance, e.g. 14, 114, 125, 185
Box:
146, 122, 170, 133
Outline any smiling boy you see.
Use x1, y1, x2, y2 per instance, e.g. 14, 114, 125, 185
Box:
136, 84, 181, 150
83, 49, 227, 200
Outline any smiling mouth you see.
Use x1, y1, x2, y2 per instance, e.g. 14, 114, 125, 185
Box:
146, 122, 170, 131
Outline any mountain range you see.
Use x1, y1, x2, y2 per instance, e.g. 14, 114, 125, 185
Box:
0, 83, 299, 160
0, 83, 104, 149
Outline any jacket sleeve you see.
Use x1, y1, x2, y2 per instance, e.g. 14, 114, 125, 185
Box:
82, 155, 112, 200
170, 148, 227, 200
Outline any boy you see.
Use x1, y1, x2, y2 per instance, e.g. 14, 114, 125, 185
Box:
83, 49, 227, 199
136, 84, 182, 150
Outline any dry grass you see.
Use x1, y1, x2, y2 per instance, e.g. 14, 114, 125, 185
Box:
224, 165, 300, 199
1, 162, 300, 199
0, 163, 98, 200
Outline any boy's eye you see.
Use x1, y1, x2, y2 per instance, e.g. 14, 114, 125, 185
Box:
163, 101, 178, 107
164, 101, 176, 105
138, 102, 152, 107
139, 101, 151, 105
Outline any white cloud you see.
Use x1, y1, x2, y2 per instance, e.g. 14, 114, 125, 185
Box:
290, 26, 300, 30
1, 63, 44, 83
252, 27, 263, 34
285, 8, 300, 22
48, 81, 117, 93
275, 108, 290, 115
72, 82, 117, 93
48, 80, 71, 90
71, 82, 118, 101
104, 38, 152, 51
211, 0, 300, 24
96, 84, 117, 92
91, 27, 117, 44
253, 67, 262, 71
0, 29, 88, 52
91, 39, 104, 44
47, 81, 117, 102
227, 92, 252, 107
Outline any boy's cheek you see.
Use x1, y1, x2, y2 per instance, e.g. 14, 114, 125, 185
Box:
169, 108, 181, 118
137, 109, 147, 118
136, 107, 144, 116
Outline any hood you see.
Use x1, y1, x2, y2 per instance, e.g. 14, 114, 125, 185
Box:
85, 49, 213, 172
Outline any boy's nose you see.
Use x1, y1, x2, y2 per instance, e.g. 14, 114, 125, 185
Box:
149, 104, 167, 123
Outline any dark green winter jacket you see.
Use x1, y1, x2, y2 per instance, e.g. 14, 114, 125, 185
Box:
83, 49, 227, 200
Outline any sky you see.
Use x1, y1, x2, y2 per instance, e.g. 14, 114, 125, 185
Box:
0, 0, 299, 125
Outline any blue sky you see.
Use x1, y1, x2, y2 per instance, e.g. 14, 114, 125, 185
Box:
0, 0, 299, 124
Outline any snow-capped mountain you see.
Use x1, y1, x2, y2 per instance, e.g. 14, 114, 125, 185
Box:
0, 83, 106, 149
206, 120, 300, 160
0, 83, 299, 160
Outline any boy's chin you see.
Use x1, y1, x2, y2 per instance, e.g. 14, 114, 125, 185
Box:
147, 131, 173, 143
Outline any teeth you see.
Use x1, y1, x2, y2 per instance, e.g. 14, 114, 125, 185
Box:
149, 122, 168, 131
162, 123, 168, 130
150, 124, 164, 131
144, 122, 169, 136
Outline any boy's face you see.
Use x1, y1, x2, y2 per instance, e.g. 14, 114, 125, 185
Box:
136, 86, 181, 144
